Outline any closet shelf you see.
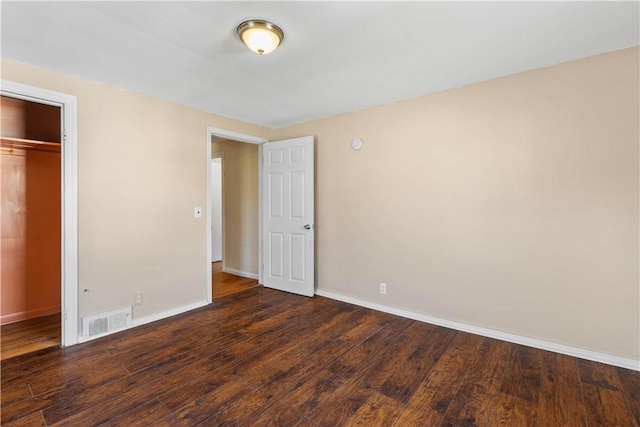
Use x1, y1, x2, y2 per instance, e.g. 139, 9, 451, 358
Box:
1, 136, 61, 153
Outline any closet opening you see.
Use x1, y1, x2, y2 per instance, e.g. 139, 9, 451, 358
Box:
1, 95, 62, 360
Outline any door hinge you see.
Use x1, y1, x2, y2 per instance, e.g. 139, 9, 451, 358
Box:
63, 132, 67, 142
64, 309, 68, 320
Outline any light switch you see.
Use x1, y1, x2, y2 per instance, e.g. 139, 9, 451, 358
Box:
194, 207, 202, 218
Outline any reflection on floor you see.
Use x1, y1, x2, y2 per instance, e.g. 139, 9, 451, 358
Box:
1, 313, 61, 361
212, 261, 259, 299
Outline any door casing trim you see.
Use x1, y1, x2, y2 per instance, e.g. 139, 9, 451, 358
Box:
206, 127, 268, 303
1, 80, 79, 346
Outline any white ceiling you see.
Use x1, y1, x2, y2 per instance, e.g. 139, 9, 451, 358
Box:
2, 2, 638, 128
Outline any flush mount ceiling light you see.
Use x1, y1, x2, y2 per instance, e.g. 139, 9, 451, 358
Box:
237, 19, 284, 55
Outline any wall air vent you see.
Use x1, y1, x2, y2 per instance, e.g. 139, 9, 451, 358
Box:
82, 307, 132, 338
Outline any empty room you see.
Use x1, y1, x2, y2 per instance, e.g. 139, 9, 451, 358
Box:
1, 2, 638, 426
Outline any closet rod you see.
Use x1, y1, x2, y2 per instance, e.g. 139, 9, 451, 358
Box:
1, 136, 61, 153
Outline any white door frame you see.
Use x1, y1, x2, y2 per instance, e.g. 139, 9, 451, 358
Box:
1, 80, 79, 346
205, 127, 268, 303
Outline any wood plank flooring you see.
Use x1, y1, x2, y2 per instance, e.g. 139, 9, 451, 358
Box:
1, 287, 638, 426
212, 261, 258, 298
0, 260, 250, 362
0, 313, 60, 361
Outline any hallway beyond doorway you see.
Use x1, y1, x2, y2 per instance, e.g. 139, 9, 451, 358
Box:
212, 262, 258, 299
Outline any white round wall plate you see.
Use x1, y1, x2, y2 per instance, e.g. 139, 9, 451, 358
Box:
351, 138, 363, 151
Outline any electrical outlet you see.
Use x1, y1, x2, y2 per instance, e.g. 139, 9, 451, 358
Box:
134, 293, 143, 306
380, 283, 387, 295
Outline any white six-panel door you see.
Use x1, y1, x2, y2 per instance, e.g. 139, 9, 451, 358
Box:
262, 136, 314, 297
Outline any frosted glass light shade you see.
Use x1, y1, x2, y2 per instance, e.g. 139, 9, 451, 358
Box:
237, 20, 284, 55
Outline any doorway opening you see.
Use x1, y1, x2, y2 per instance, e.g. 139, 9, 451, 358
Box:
211, 152, 257, 298
208, 130, 267, 300
1, 95, 61, 359
1, 80, 78, 351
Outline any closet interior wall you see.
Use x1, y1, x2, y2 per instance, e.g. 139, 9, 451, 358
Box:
1, 95, 62, 324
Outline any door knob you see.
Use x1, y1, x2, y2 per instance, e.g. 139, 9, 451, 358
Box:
304, 224, 313, 230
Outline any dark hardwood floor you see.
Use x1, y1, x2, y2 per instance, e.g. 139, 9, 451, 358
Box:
212, 261, 259, 299
0, 261, 250, 362
1, 287, 638, 426
0, 313, 61, 361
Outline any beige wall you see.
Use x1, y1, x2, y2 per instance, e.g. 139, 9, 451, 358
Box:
273, 47, 640, 360
211, 138, 259, 275
3, 46, 638, 362
0, 59, 270, 321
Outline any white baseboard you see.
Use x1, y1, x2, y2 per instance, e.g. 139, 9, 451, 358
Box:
131, 300, 209, 328
78, 300, 209, 344
223, 267, 259, 280
1, 306, 61, 325
315, 290, 640, 372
